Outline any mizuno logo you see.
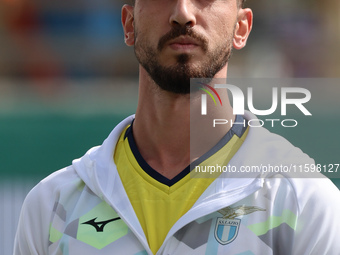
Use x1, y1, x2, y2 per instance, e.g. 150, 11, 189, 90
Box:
82, 217, 121, 232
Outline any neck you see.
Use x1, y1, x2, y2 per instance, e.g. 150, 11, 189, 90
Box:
132, 65, 234, 179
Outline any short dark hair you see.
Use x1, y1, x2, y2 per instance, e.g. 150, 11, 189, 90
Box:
239, 0, 246, 8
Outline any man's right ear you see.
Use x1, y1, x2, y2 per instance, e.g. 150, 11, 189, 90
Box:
122, 5, 135, 46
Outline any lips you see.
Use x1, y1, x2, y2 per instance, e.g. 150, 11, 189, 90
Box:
168, 36, 200, 51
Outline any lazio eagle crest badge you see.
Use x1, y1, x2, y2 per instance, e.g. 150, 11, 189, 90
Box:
214, 205, 265, 245
214, 218, 241, 245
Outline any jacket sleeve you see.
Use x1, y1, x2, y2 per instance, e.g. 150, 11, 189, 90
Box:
14, 181, 55, 255
292, 177, 340, 254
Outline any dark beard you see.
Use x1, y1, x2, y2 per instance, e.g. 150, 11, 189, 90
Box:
134, 26, 233, 94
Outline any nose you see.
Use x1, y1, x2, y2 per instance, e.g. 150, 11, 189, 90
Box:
169, 0, 197, 27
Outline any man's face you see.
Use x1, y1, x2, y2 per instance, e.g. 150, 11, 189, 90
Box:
125, 0, 248, 94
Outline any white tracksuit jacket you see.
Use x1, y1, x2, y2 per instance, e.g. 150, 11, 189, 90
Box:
14, 112, 340, 255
